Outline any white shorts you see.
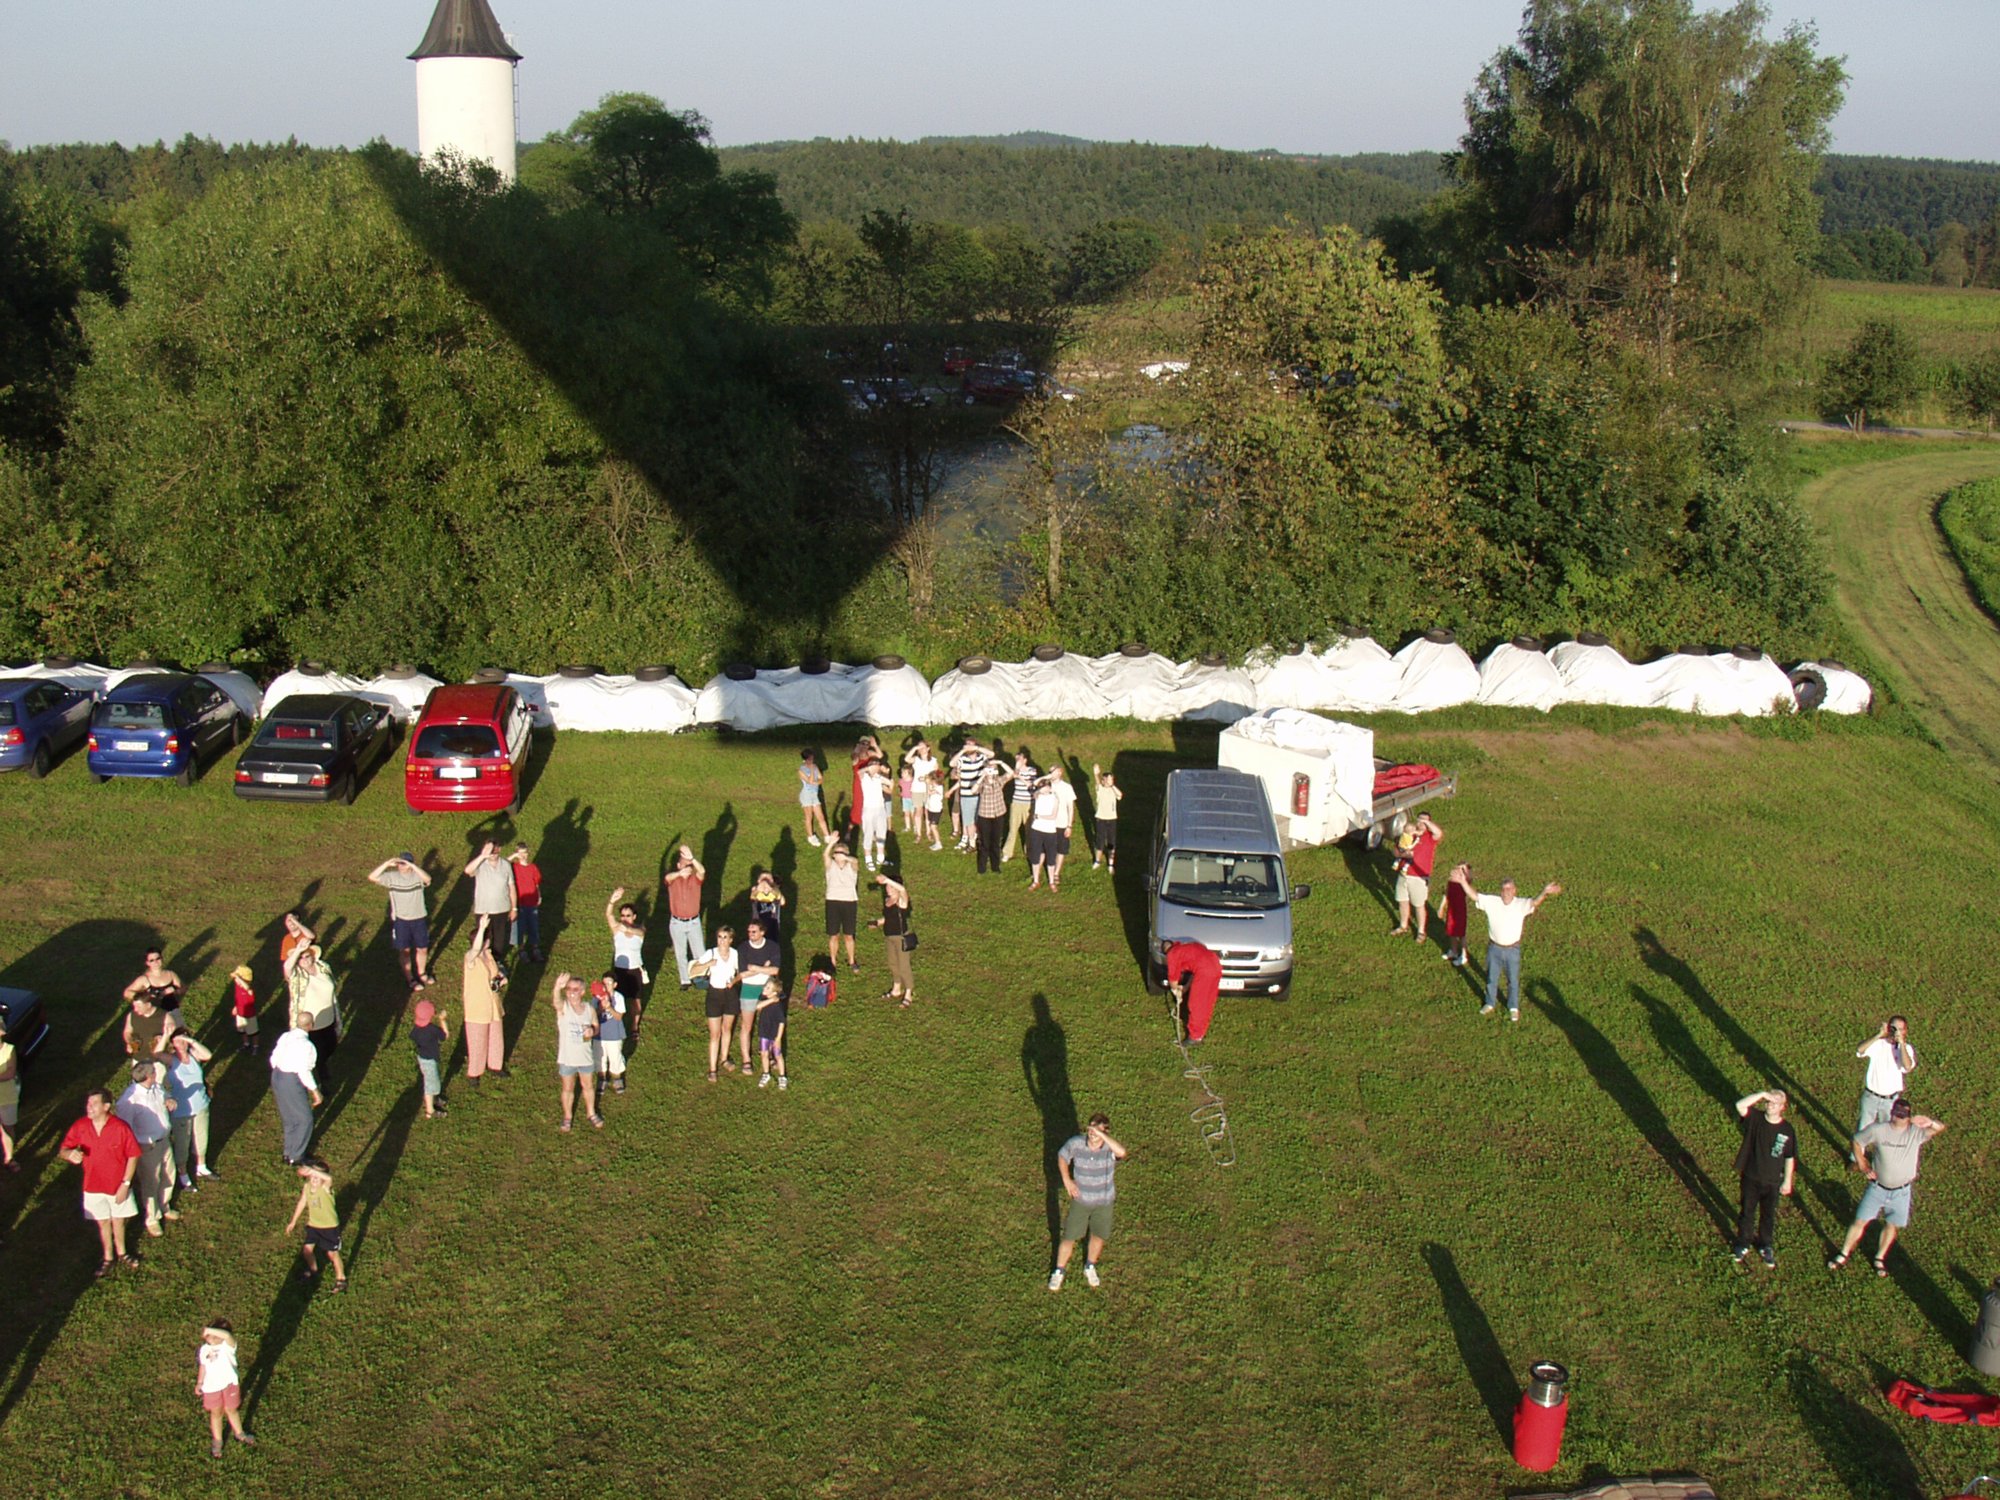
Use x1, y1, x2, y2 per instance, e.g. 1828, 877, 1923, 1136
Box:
861, 808, 889, 842
1395, 872, 1430, 904
83, 1191, 138, 1221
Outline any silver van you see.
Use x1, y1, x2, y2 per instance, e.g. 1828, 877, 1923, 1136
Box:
1145, 768, 1311, 999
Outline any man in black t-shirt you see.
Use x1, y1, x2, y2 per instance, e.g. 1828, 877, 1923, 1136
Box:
1731, 1088, 1797, 1267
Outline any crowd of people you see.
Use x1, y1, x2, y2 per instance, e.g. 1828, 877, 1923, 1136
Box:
16, 727, 1973, 1456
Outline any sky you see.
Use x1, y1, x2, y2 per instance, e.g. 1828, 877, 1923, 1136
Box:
3, 1, 1996, 162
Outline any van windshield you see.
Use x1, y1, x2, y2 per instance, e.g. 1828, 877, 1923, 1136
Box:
414, 724, 500, 760
1161, 850, 1287, 909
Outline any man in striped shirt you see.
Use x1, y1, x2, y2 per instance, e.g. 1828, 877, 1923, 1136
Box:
949, 736, 990, 852
1049, 1112, 1128, 1291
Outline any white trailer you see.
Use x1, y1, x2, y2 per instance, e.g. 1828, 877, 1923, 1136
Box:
1218, 708, 1457, 850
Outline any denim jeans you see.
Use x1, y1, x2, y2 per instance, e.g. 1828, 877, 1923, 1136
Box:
513, 906, 541, 956
1485, 942, 1522, 1012
670, 916, 705, 986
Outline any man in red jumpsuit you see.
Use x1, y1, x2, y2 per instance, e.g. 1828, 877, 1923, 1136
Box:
1165, 941, 1223, 1044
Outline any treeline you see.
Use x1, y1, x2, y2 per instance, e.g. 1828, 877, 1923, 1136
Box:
712, 138, 1430, 244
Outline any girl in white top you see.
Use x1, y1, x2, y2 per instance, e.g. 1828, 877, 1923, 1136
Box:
195, 1319, 254, 1456
604, 888, 648, 1032
858, 760, 892, 869
700, 929, 743, 1083
904, 741, 940, 848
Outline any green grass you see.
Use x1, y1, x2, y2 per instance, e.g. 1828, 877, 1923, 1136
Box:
1938, 475, 2000, 626
1, 699, 1999, 1497
1762, 279, 2000, 424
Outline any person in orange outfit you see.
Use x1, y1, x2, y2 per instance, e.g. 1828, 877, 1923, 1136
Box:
1165, 941, 1223, 1044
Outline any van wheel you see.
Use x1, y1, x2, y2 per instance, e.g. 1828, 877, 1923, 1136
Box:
28, 742, 51, 779
175, 762, 194, 788
1144, 960, 1166, 995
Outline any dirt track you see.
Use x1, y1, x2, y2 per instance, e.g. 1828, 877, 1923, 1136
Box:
1799, 448, 2000, 769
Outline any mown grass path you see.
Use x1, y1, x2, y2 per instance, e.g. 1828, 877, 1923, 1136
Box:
1798, 446, 2000, 767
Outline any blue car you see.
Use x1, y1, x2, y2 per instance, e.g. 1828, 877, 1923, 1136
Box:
87, 672, 246, 786
0, 677, 92, 778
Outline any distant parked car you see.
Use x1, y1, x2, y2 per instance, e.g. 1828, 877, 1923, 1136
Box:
0, 986, 49, 1062
878, 340, 911, 373
962, 363, 1036, 405
0, 676, 92, 778
942, 346, 976, 376
234, 693, 396, 805
404, 683, 535, 815
86, 673, 245, 786
839, 377, 878, 414
865, 376, 930, 408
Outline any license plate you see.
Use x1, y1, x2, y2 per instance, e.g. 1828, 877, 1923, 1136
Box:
263, 772, 301, 785
1220, 978, 1246, 992
115, 740, 148, 752
438, 766, 477, 781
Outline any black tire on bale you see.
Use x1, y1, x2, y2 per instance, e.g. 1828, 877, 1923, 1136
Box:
957, 655, 993, 676
383, 663, 419, 680
1575, 631, 1611, 648
1677, 643, 1711, 657
633, 665, 676, 682
1789, 667, 1828, 712
1730, 643, 1763, 661
1119, 641, 1151, 658
471, 667, 509, 684
200, 661, 234, 675
872, 654, 906, 671
40, 655, 77, 670
1196, 651, 1228, 668
125, 657, 166, 670
298, 660, 327, 676
1511, 634, 1543, 652
1284, 641, 1309, 656
1422, 628, 1457, 645
722, 662, 757, 682
800, 657, 832, 676
1031, 643, 1064, 662
558, 664, 604, 679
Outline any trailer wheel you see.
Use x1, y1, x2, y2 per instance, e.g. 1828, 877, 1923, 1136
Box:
1364, 820, 1389, 850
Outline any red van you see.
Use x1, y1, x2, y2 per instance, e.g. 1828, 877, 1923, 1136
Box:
404, 683, 535, 814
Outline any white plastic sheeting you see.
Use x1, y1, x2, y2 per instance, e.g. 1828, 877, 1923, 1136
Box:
1547, 640, 1655, 707
1806, 662, 1872, 715
1390, 636, 1481, 712
695, 662, 928, 733
1248, 649, 1334, 712
94, 664, 260, 717
1219, 708, 1377, 844
359, 671, 444, 723
1640, 651, 1794, 718
260, 668, 366, 718
540, 673, 698, 733
1170, 659, 1258, 723
199, 670, 263, 719
1318, 637, 1406, 713
1475, 643, 1566, 712
21, 660, 114, 694
930, 654, 1112, 726
1090, 651, 1183, 719
1708, 651, 1797, 717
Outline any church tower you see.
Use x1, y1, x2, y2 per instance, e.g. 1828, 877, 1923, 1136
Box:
409, 0, 523, 182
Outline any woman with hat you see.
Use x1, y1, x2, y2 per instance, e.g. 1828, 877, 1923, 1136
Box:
228, 963, 260, 1053
282, 940, 341, 1074
409, 996, 449, 1119
164, 1027, 217, 1187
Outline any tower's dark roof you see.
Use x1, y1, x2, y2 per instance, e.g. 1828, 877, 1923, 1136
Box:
409, 0, 522, 61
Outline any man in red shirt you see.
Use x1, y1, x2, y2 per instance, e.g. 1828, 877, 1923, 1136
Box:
509, 844, 545, 965
1391, 813, 1443, 943
59, 1088, 142, 1275
1165, 941, 1224, 1044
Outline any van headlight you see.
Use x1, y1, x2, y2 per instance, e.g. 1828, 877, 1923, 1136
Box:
1259, 945, 1293, 961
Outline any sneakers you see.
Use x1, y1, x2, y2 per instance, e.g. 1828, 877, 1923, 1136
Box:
759, 1073, 772, 1088
1046, 1267, 1065, 1292
777, 1075, 788, 1091
195, 1165, 217, 1179
807, 835, 821, 847
1759, 1247, 1777, 1269
1508, 1010, 1520, 1023
1083, 1263, 1101, 1288
1479, 1004, 1496, 1016
1731, 1245, 1750, 1264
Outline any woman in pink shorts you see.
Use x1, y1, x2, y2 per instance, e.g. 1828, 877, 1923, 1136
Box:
195, 1318, 255, 1457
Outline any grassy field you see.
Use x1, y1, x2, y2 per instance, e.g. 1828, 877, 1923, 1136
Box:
0, 687, 1998, 1496
1763, 279, 2000, 425
1938, 475, 2000, 626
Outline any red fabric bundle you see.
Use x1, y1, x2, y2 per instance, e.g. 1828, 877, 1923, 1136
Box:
1886, 1379, 2000, 1426
1373, 763, 1440, 798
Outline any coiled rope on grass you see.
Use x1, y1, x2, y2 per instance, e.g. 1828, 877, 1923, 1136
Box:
1165, 986, 1236, 1168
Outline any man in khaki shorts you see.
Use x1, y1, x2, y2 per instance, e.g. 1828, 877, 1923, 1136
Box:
60, 1089, 142, 1274
1391, 813, 1443, 942
1048, 1112, 1128, 1291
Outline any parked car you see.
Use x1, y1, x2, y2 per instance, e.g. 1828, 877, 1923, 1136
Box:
839, 377, 878, 414
864, 376, 930, 408
941, 346, 976, 376
0, 985, 49, 1061
404, 683, 535, 815
86, 673, 245, 786
962, 363, 1037, 405
0, 676, 92, 778
234, 693, 396, 805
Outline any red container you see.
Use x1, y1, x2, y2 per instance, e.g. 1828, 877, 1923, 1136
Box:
1512, 1360, 1569, 1471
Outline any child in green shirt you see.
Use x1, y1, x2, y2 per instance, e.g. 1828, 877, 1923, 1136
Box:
285, 1157, 347, 1293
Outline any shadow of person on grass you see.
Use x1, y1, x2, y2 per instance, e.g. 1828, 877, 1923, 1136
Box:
1531, 979, 1735, 1240
527, 796, 594, 962
1630, 984, 1742, 1113
340, 1073, 424, 1273
771, 826, 799, 946
1420, 1242, 1519, 1449
1634, 927, 1848, 1159
1021, 993, 1078, 1259
702, 803, 739, 929
1787, 1353, 1923, 1499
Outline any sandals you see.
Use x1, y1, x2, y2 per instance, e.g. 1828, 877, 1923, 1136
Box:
706, 1070, 717, 1084
1874, 1256, 1889, 1277
588, 1114, 605, 1130
211, 1438, 224, 1459
899, 996, 914, 1009
95, 1259, 113, 1280
559, 1119, 572, 1133
331, 1278, 347, 1294
1826, 1253, 1848, 1271
118, 1253, 141, 1269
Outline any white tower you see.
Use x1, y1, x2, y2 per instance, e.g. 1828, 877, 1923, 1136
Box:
410, 0, 522, 183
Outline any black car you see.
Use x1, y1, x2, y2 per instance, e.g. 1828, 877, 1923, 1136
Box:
0, 986, 49, 1062
233, 693, 396, 805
